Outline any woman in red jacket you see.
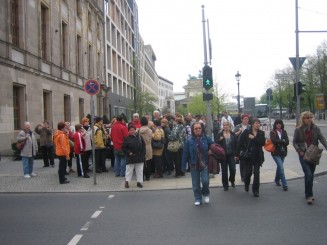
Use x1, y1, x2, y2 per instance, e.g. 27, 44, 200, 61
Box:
74, 124, 89, 178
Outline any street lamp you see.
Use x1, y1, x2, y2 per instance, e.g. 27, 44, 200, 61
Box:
235, 71, 241, 113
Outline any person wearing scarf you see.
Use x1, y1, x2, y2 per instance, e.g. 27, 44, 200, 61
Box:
270, 119, 289, 191
182, 122, 213, 206
293, 111, 327, 205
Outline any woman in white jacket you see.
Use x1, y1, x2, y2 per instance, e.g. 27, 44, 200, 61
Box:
16, 122, 38, 178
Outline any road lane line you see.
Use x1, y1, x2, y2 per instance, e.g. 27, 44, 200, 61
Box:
80, 221, 93, 231
108, 195, 115, 199
90, 210, 102, 218
67, 234, 83, 245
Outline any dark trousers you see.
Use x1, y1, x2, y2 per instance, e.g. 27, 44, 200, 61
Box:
221, 154, 236, 188
81, 150, 92, 170
162, 147, 173, 172
76, 154, 85, 176
95, 148, 106, 171
41, 145, 54, 166
67, 152, 74, 169
153, 155, 163, 175
170, 149, 182, 176
244, 160, 260, 193
144, 159, 153, 180
58, 156, 67, 183
239, 159, 245, 181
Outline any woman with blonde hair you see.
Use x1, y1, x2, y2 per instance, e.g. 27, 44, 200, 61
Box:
293, 111, 327, 205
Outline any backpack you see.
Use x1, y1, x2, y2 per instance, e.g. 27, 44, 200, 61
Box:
168, 125, 180, 141
167, 125, 181, 152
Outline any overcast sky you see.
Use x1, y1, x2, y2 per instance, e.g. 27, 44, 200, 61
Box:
136, 0, 327, 101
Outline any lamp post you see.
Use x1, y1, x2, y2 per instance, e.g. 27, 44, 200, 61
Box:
235, 71, 241, 113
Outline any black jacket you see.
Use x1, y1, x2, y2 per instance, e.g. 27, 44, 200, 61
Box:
122, 134, 146, 164
216, 130, 237, 156
236, 128, 265, 164
270, 129, 289, 157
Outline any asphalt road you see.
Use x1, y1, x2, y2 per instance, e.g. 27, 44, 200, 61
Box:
1, 175, 327, 245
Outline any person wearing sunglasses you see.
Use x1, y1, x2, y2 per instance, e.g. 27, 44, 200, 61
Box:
182, 122, 213, 206
293, 111, 327, 205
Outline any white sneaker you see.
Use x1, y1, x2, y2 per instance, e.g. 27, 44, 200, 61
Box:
24, 174, 31, 179
204, 196, 210, 204
30, 173, 37, 177
194, 201, 201, 206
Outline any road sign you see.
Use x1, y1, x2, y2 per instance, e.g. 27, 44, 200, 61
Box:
84, 79, 100, 95
289, 57, 306, 69
315, 94, 325, 110
275, 74, 293, 80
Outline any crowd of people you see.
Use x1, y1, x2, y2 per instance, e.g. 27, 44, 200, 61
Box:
16, 110, 327, 206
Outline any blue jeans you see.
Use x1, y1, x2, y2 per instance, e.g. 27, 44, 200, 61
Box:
272, 155, 288, 187
191, 167, 210, 202
22, 156, 34, 175
114, 151, 126, 176
299, 155, 316, 198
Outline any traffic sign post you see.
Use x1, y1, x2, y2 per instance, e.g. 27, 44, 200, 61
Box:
84, 80, 100, 185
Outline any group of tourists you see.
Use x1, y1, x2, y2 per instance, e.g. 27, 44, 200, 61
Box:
16, 110, 327, 206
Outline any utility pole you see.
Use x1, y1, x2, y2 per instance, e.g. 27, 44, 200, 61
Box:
201, 5, 213, 137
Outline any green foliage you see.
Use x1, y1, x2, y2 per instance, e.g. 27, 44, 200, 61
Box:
261, 40, 327, 113
129, 86, 157, 116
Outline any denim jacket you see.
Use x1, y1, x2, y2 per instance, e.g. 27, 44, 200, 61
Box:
181, 134, 213, 172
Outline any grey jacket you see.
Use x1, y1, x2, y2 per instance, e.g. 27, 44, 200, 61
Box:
293, 124, 327, 153
17, 130, 38, 157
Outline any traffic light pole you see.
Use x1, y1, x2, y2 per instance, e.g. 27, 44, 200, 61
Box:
295, 0, 301, 126
202, 5, 212, 138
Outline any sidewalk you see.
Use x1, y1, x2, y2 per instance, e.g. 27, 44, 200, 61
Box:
1, 144, 327, 193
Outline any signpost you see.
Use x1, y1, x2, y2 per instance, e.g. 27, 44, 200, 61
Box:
84, 79, 100, 185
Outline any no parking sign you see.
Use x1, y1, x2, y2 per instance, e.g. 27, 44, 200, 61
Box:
84, 79, 100, 95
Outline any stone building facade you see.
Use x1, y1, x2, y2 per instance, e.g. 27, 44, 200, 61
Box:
0, 0, 167, 154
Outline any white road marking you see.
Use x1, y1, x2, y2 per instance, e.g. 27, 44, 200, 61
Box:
80, 221, 93, 231
99, 206, 105, 209
108, 195, 115, 199
90, 210, 102, 218
67, 234, 83, 245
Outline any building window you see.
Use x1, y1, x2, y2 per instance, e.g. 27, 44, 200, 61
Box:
11, 0, 19, 47
43, 90, 52, 123
62, 21, 68, 69
41, 4, 49, 60
13, 85, 24, 130
64, 94, 71, 122
76, 0, 82, 18
88, 11, 91, 29
79, 98, 84, 122
76, 35, 81, 75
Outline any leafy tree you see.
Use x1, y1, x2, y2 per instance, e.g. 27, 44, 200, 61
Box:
130, 86, 157, 116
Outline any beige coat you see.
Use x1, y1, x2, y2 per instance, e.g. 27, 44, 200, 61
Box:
139, 126, 153, 161
17, 130, 38, 157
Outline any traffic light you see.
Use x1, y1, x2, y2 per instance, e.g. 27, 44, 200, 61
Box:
298, 82, 306, 94
202, 65, 213, 90
294, 82, 306, 97
266, 88, 273, 101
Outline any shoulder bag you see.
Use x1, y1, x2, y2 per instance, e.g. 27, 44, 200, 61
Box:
16, 139, 26, 150
304, 144, 323, 165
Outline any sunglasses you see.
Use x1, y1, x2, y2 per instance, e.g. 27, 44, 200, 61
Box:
304, 117, 313, 119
